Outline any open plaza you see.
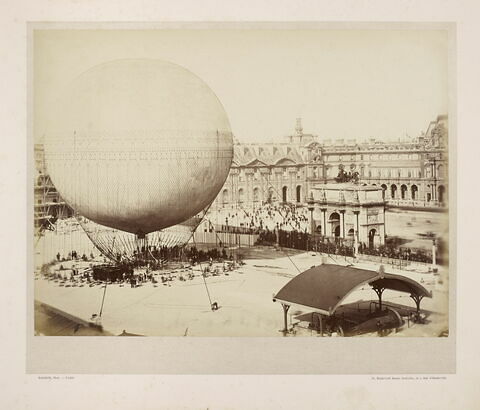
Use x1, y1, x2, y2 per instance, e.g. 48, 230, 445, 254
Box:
34, 204, 448, 337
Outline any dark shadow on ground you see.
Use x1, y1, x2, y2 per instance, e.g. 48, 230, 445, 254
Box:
34, 301, 112, 336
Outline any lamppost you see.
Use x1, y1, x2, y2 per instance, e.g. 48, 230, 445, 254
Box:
275, 222, 280, 247
353, 210, 360, 257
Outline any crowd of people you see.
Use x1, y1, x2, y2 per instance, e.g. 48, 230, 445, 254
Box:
360, 243, 433, 263
56, 250, 92, 262
208, 203, 434, 264
208, 203, 310, 234
45, 202, 436, 287
44, 242, 246, 287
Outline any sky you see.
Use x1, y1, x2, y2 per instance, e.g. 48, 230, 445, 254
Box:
34, 28, 449, 143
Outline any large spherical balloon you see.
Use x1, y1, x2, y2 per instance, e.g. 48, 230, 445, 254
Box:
44, 59, 233, 235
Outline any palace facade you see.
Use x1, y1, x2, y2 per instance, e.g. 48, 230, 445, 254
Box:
216, 115, 448, 209
34, 114, 449, 230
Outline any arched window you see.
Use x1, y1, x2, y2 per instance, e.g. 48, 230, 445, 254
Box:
253, 187, 259, 203
411, 185, 418, 200
438, 185, 446, 203
222, 189, 229, 205
400, 184, 408, 199
437, 164, 444, 178
426, 165, 432, 178
238, 188, 244, 204
267, 187, 274, 203
381, 184, 387, 200
296, 185, 301, 203
391, 184, 397, 199
282, 186, 288, 202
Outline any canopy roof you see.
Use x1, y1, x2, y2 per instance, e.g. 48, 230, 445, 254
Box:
273, 264, 431, 316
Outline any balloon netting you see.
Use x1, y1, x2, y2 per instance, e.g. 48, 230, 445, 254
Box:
76, 214, 203, 264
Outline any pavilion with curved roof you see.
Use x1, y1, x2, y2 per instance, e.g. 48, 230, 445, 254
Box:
273, 264, 431, 333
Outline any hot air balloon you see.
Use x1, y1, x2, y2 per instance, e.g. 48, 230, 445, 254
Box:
43, 59, 233, 262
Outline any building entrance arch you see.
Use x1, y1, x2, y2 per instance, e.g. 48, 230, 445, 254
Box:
334, 225, 341, 238
329, 212, 340, 238
282, 186, 288, 202
368, 228, 376, 249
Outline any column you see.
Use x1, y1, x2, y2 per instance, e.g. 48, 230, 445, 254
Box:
353, 210, 360, 242
281, 303, 290, 334
382, 206, 386, 245
309, 208, 315, 235
321, 208, 327, 237
339, 210, 346, 238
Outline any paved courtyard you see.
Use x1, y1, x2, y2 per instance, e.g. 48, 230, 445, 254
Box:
34, 246, 448, 337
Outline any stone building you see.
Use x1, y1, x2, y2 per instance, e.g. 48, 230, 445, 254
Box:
217, 115, 448, 209
34, 114, 449, 229
309, 184, 386, 248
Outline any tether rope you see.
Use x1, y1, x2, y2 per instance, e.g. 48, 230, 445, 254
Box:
192, 236, 214, 309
